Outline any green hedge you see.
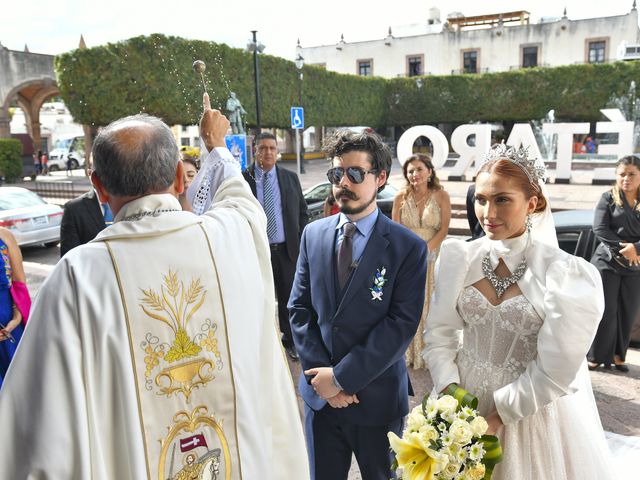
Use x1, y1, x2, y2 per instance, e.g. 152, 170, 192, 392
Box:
0, 139, 23, 183
385, 62, 640, 125
55, 34, 386, 128
55, 34, 640, 128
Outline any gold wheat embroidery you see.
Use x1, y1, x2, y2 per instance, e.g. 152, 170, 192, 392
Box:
140, 270, 207, 363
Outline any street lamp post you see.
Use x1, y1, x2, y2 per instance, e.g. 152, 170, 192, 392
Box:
246, 31, 265, 133
295, 53, 305, 174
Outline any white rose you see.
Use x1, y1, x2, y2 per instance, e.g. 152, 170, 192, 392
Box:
442, 461, 462, 479
449, 419, 474, 445
418, 424, 439, 447
443, 411, 457, 424
437, 395, 459, 415
465, 463, 486, 480
470, 416, 489, 437
406, 408, 427, 432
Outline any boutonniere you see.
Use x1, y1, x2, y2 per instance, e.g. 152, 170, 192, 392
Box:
370, 267, 387, 301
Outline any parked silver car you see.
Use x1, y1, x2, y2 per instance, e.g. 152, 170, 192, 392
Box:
0, 187, 62, 247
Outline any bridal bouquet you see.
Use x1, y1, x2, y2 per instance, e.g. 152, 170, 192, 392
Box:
388, 385, 502, 480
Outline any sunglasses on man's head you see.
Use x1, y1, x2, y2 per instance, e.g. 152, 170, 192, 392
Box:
327, 167, 378, 185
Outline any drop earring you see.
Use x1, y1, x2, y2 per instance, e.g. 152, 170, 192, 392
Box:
525, 214, 533, 233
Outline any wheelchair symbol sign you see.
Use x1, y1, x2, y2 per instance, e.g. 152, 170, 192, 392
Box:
291, 107, 304, 129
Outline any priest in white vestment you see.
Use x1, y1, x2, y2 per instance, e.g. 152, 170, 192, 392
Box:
0, 96, 309, 480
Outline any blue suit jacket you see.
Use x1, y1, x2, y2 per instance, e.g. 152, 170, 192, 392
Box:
288, 211, 428, 426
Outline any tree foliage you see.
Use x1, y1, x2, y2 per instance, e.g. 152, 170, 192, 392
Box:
55, 34, 386, 128
0, 139, 24, 183
55, 34, 640, 128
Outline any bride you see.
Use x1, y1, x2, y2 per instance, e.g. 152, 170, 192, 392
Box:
423, 144, 614, 479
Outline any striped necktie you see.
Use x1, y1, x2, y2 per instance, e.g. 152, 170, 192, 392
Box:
263, 170, 278, 240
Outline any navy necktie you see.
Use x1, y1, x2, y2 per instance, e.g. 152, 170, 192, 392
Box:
337, 222, 356, 290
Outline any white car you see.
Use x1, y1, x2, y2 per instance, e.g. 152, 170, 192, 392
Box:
48, 136, 85, 171
47, 147, 70, 171
0, 187, 62, 247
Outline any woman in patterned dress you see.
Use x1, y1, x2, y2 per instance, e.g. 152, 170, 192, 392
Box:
0, 227, 29, 388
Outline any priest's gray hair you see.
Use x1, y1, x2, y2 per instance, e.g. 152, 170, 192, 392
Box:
92, 114, 179, 197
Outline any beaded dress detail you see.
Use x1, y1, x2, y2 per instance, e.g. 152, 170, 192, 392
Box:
456, 286, 542, 414
400, 192, 440, 369
454, 285, 613, 479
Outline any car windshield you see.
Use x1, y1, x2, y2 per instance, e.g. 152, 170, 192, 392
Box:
0, 190, 46, 210
305, 184, 333, 204
54, 138, 73, 150
377, 184, 398, 199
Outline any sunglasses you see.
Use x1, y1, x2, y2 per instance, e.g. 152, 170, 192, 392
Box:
327, 167, 378, 185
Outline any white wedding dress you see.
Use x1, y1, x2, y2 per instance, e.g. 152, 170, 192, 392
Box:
424, 233, 616, 480
456, 285, 614, 479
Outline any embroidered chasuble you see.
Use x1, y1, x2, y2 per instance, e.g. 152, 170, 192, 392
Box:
106, 222, 240, 480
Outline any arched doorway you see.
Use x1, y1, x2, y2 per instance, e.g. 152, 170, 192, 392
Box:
1, 78, 60, 151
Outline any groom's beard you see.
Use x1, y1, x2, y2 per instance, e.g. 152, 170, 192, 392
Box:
337, 188, 377, 215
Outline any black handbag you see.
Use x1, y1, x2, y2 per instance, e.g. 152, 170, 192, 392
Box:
609, 247, 640, 272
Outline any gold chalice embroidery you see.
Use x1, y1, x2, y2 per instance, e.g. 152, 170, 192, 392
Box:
139, 270, 223, 401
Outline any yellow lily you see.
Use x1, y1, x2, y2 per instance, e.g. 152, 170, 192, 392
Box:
388, 432, 449, 480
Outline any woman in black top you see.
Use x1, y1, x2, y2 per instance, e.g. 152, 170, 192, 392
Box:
588, 156, 640, 372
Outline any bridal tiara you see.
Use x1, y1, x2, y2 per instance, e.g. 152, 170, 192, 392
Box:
485, 142, 547, 184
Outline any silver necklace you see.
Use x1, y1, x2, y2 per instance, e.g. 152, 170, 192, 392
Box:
481, 253, 527, 299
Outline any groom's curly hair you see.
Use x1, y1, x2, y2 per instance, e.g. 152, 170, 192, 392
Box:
323, 129, 392, 192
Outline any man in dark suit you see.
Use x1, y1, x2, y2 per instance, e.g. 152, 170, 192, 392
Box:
60, 189, 109, 257
466, 183, 485, 240
289, 130, 427, 480
243, 132, 309, 360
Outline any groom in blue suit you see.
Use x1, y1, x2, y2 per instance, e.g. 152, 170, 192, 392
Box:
289, 130, 428, 480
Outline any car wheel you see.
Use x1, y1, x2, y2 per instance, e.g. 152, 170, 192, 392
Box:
71, 159, 79, 169
49, 165, 59, 172
44, 241, 59, 248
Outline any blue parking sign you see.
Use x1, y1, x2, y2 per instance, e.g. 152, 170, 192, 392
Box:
291, 107, 304, 129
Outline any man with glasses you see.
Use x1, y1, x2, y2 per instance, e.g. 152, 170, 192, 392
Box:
242, 132, 309, 361
289, 129, 428, 479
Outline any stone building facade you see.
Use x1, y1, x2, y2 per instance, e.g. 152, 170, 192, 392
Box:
298, 5, 640, 78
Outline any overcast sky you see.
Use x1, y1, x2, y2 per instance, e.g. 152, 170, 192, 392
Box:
1, 1, 636, 60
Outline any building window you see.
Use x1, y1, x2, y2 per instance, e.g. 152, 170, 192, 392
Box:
462, 50, 479, 73
522, 46, 538, 67
406, 55, 423, 77
181, 138, 190, 146
357, 59, 373, 76
588, 40, 607, 63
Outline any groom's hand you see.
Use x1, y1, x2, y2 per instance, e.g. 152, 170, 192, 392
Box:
327, 391, 360, 409
305, 367, 340, 399
200, 92, 229, 150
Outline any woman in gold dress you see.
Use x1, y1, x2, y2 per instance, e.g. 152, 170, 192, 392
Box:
392, 153, 450, 369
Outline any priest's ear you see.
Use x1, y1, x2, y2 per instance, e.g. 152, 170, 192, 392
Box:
90, 171, 110, 204
172, 160, 186, 196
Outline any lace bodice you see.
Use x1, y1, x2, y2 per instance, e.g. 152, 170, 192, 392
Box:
455, 286, 543, 413
399, 192, 441, 241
